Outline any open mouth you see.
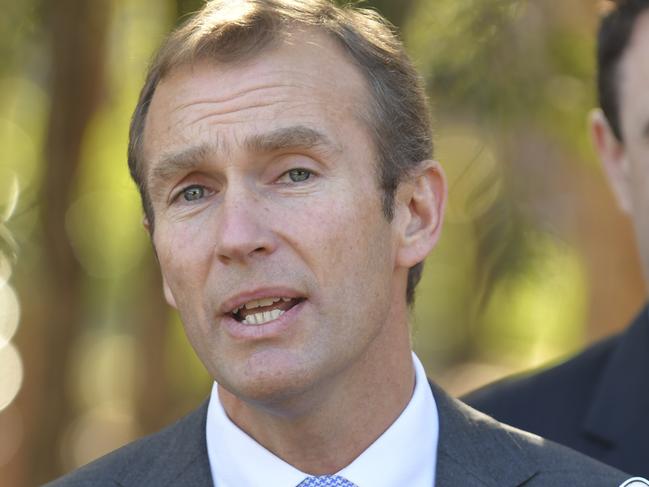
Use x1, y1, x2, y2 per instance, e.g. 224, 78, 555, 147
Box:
230, 297, 304, 325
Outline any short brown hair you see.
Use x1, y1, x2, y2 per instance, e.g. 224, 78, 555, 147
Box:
128, 0, 433, 304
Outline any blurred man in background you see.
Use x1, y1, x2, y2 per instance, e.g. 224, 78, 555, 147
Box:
465, 0, 649, 477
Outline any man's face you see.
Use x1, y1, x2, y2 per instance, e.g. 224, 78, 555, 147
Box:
142, 31, 422, 406
593, 11, 649, 284
617, 12, 649, 282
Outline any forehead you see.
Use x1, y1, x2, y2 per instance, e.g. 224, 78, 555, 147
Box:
142, 29, 372, 164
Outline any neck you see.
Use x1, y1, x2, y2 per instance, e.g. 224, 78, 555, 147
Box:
218, 316, 415, 474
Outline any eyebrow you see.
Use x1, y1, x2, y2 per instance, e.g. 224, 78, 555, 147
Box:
244, 125, 340, 154
147, 125, 339, 190
148, 144, 212, 192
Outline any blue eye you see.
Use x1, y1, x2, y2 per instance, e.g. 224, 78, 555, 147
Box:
182, 185, 205, 201
287, 169, 311, 182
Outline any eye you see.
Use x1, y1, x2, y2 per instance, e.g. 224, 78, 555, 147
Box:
180, 185, 206, 202
284, 168, 312, 183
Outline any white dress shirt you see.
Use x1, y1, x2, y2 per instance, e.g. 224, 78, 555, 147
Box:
206, 352, 439, 487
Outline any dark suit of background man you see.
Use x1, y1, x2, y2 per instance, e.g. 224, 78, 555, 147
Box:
45, 1, 639, 486
465, 0, 649, 479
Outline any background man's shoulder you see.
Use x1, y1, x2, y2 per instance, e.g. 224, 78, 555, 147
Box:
462, 332, 619, 427
461, 308, 649, 477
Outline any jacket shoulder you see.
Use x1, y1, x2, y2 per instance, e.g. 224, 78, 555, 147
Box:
433, 381, 630, 486
502, 425, 628, 485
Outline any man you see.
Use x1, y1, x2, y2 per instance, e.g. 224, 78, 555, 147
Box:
46, 1, 638, 486
465, 0, 649, 478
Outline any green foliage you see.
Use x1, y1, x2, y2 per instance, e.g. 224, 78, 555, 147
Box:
0, 0, 42, 76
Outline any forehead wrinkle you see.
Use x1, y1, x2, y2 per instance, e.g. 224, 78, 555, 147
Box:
187, 99, 285, 127
169, 80, 329, 133
171, 81, 301, 116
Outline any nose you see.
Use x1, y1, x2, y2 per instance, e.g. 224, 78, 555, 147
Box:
214, 188, 276, 264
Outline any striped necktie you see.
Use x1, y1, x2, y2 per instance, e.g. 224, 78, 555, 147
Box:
296, 475, 358, 487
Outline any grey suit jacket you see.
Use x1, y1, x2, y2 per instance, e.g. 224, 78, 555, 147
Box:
45, 382, 630, 486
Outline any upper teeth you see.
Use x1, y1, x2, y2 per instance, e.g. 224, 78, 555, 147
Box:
232, 297, 291, 314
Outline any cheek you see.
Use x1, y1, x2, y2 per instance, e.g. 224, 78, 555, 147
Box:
156, 230, 215, 350
284, 191, 393, 291
155, 223, 214, 299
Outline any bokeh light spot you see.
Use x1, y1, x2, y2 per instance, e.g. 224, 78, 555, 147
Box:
61, 404, 135, 471
0, 119, 40, 191
0, 253, 11, 286
65, 191, 148, 279
72, 333, 136, 409
0, 343, 23, 411
0, 284, 20, 346
0, 168, 19, 223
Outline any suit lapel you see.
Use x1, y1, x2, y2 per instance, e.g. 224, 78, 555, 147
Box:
582, 304, 649, 446
430, 382, 538, 487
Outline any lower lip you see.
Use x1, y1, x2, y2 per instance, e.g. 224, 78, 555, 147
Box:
220, 300, 306, 340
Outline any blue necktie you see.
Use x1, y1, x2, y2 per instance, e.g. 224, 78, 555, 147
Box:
296, 475, 358, 487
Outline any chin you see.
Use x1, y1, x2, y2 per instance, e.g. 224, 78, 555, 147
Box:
218, 357, 323, 413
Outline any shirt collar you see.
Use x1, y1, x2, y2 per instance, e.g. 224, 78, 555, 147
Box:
206, 352, 439, 487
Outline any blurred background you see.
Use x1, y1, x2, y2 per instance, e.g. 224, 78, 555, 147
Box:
0, 0, 645, 485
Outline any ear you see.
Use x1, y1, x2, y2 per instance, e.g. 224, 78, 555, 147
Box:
162, 275, 178, 309
590, 109, 632, 214
395, 160, 447, 268
143, 215, 151, 234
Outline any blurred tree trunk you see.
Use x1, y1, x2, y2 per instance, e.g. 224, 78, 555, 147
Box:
133, 252, 174, 434
129, 0, 199, 438
11, 0, 110, 484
